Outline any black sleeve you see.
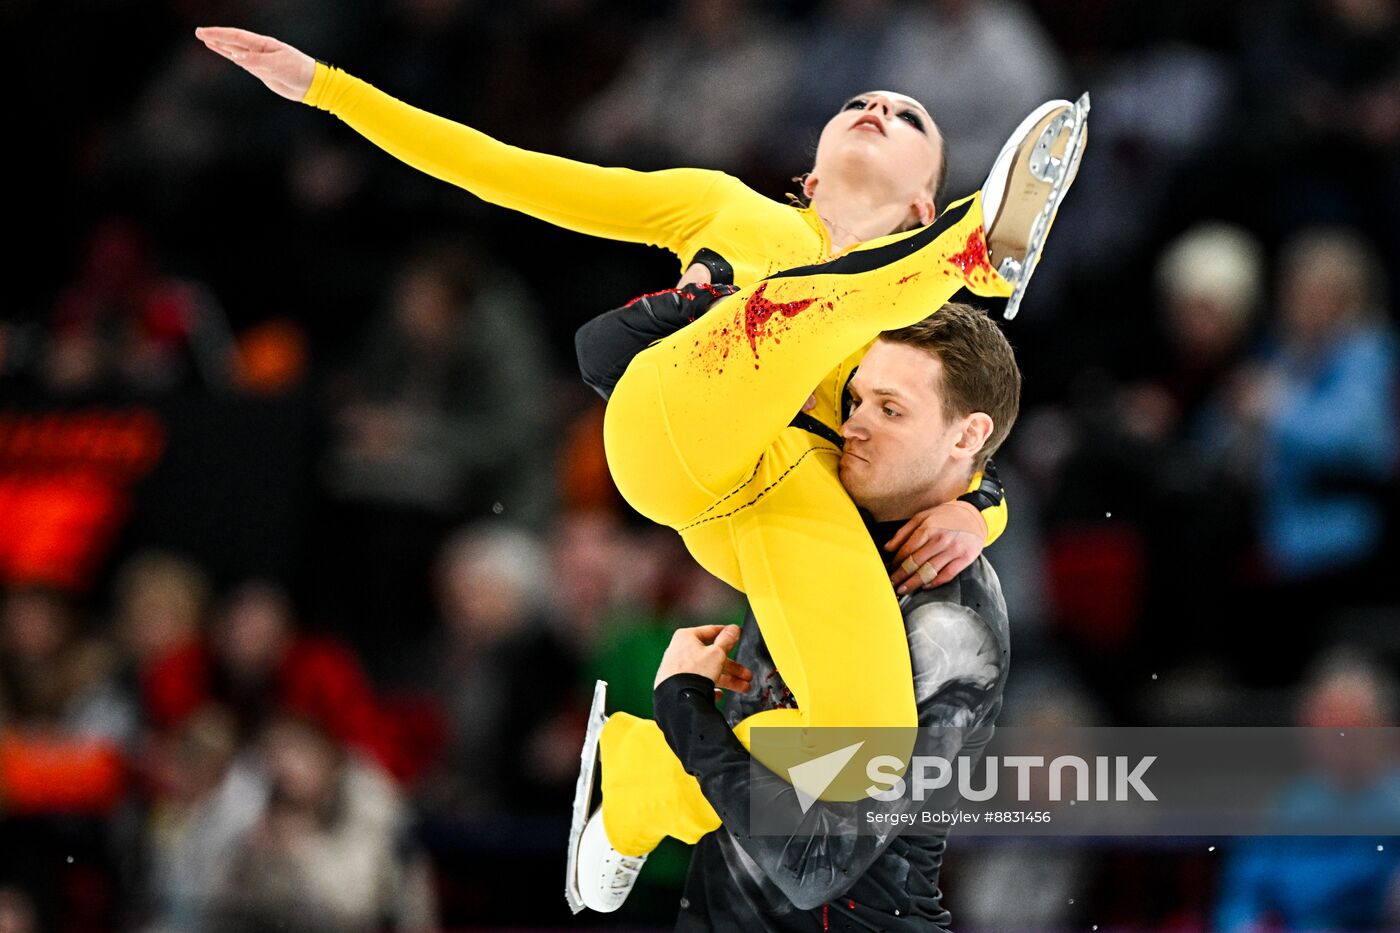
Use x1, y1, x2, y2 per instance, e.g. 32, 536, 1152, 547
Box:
574, 283, 737, 399
957, 457, 1004, 512
654, 672, 993, 911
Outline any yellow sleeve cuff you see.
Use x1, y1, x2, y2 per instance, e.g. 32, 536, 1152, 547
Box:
965, 469, 1009, 546
302, 60, 335, 109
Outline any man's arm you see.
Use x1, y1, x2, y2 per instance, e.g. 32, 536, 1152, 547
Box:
653, 605, 1003, 911
575, 283, 737, 399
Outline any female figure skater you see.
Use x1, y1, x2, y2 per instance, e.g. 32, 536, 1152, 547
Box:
194, 25, 1086, 912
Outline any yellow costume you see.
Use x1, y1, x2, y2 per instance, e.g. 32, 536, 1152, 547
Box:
304, 64, 1011, 855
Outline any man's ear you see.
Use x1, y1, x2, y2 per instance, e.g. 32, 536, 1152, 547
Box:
803, 172, 819, 200
953, 413, 994, 461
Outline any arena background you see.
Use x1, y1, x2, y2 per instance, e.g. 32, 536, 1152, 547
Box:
3, 0, 1399, 929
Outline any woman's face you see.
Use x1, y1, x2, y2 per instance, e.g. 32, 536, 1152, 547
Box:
811, 92, 943, 213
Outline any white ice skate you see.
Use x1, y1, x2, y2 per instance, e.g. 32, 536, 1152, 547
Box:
981, 92, 1090, 320
573, 805, 648, 913
565, 680, 646, 914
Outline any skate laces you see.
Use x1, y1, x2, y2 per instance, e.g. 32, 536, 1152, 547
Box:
609, 853, 645, 890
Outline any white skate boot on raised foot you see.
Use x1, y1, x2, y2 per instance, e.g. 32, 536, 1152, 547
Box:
565, 680, 648, 913
573, 806, 648, 913
981, 93, 1090, 320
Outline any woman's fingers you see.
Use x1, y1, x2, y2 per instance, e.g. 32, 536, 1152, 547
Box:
197, 28, 315, 102
195, 27, 254, 51
892, 526, 939, 566
889, 533, 936, 586
205, 42, 250, 66
883, 517, 918, 553
200, 37, 257, 69
927, 552, 975, 588
195, 26, 272, 51
890, 532, 953, 589
893, 533, 980, 594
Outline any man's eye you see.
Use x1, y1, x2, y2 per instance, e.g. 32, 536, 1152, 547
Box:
843, 99, 868, 112
883, 406, 899, 418
898, 111, 925, 133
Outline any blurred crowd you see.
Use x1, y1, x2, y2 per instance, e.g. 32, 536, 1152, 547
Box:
4, 0, 1400, 929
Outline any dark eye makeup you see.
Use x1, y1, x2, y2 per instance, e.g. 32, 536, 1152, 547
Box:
840, 98, 927, 134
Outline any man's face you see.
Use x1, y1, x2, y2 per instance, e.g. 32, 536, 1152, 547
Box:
838, 340, 971, 520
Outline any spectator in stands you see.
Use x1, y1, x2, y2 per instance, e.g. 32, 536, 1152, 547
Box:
211, 715, 436, 933
113, 551, 211, 733
588, 527, 744, 719
132, 578, 408, 780
1214, 647, 1400, 931
569, 0, 799, 171
328, 237, 552, 522
1117, 224, 1266, 677
876, 0, 1070, 198
218, 581, 408, 780
547, 510, 629, 652
0, 587, 133, 742
1240, 0, 1400, 254
1130, 223, 1266, 441
411, 524, 579, 817
0, 587, 131, 815
1234, 227, 1397, 582
140, 708, 259, 933
323, 237, 554, 645
44, 219, 238, 396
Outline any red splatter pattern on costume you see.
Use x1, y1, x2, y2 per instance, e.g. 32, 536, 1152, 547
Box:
741, 282, 815, 360
945, 227, 996, 289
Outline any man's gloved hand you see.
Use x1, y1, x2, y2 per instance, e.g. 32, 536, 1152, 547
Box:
576, 282, 739, 399
622, 282, 739, 328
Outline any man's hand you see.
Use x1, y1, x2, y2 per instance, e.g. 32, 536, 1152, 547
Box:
195, 27, 317, 102
885, 501, 986, 594
654, 624, 752, 695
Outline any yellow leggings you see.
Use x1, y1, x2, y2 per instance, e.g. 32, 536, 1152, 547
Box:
599, 193, 1010, 856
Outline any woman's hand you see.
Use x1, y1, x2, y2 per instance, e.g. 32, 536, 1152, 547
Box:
885, 500, 987, 594
195, 27, 316, 102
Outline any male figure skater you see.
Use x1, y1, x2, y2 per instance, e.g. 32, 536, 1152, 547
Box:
575, 301, 1018, 930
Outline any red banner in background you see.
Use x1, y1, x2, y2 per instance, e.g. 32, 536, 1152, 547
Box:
0, 409, 165, 590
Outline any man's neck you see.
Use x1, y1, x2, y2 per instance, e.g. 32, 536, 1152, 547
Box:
868, 470, 973, 524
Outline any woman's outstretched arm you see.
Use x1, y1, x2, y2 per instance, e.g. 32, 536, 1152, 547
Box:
196, 27, 728, 256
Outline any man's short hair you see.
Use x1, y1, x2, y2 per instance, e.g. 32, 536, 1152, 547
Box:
878, 302, 1021, 471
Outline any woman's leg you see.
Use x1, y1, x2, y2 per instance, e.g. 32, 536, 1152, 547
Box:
599, 443, 915, 855
604, 192, 1007, 527
599, 714, 719, 856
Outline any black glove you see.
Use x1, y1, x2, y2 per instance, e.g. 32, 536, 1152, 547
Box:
575, 282, 739, 399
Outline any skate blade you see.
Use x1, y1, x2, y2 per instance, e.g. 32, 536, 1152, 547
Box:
998, 92, 1090, 321
565, 679, 608, 914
